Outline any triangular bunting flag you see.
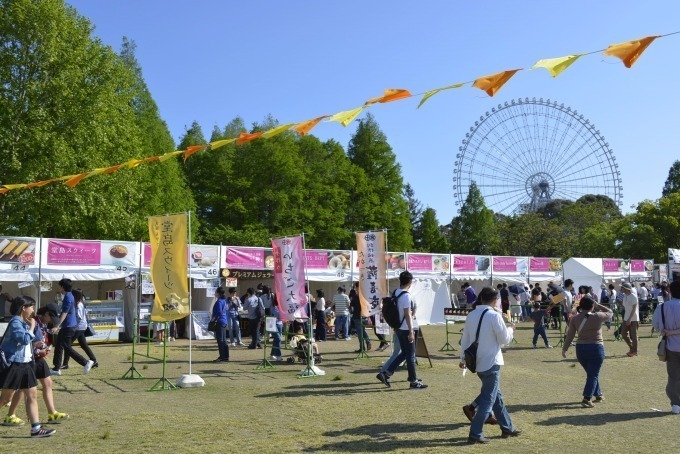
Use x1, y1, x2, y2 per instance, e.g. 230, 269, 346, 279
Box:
0, 188, 8, 195
2, 184, 27, 190
292, 116, 329, 136
328, 106, 366, 127
531, 54, 582, 77
183, 145, 207, 161
158, 150, 183, 163
236, 132, 264, 145
472, 69, 522, 97
103, 164, 124, 174
124, 159, 142, 169
603, 36, 659, 68
262, 123, 294, 139
63, 173, 90, 188
365, 89, 412, 105
210, 138, 237, 150
417, 83, 465, 108
138, 156, 160, 165
25, 178, 59, 189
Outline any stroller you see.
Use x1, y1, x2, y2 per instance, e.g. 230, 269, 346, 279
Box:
287, 334, 323, 364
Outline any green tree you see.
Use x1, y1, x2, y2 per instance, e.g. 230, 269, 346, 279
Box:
495, 213, 562, 257
415, 207, 448, 252
347, 113, 412, 250
405, 183, 423, 246
0, 0, 180, 240
448, 182, 497, 254
662, 160, 680, 197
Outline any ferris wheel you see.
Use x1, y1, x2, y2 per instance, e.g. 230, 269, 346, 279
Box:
453, 98, 623, 215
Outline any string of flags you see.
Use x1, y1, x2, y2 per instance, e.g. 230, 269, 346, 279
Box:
0, 33, 675, 195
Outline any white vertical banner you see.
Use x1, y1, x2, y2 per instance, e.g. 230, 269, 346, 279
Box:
272, 236, 307, 322
356, 231, 387, 316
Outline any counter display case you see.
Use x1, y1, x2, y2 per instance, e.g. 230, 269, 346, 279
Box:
86, 300, 124, 343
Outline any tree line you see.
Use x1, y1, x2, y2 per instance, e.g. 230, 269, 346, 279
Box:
1, 0, 678, 262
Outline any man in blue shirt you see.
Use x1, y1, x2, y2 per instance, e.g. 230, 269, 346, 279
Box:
464, 283, 477, 307
50, 278, 94, 376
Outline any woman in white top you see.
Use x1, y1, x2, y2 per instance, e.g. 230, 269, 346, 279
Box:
62, 289, 97, 369
315, 289, 327, 341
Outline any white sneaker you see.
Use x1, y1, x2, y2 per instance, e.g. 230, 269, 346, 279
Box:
50, 369, 61, 376
672, 405, 680, 414
83, 360, 94, 375
231, 342, 236, 347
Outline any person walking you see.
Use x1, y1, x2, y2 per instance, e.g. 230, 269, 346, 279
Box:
459, 287, 520, 444
652, 280, 680, 414
0, 297, 56, 438
269, 296, 284, 361
314, 290, 327, 342
210, 287, 229, 362
377, 271, 427, 390
620, 282, 640, 357
245, 288, 265, 349
50, 278, 94, 375
562, 297, 613, 407
61, 289, 97, 370
350, 288, 371, 352
227, 288, 244, 347
332, 286, 350, 341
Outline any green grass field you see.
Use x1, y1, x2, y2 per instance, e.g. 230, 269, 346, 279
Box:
1, 322, 676, 453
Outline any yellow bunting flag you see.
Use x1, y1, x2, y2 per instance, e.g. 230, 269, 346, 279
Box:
262, 123, 294, 139
63, 173, 90, 188
531, 54, 582, 77
236, 132, 264, 145
2, 184, 27, 190
25, 179, 57, 189
329, 106, 366, 127
183, 145, 207, 161
210, 138, 237, 150
124, 159, 142, 169
603, 36, 659, 68
148, 214, 189, 322
365, 88, 412, 105
472, 69, 522, 97
417, 83, 465, 108
292, 116, 329, 136
158, 150, 183, 163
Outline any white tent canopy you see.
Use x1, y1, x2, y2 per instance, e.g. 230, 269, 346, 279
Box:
563, 258, 606, 292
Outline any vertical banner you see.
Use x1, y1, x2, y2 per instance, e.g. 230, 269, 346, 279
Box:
148, 214, 189, 322
272, 236, 307, 322
356, 231, 387, 316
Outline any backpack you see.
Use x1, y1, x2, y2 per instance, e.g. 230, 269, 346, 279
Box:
382, 290, 409, 329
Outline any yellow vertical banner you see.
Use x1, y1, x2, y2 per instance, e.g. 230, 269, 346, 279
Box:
355, 231, 387, 317
149, 214, 189, 322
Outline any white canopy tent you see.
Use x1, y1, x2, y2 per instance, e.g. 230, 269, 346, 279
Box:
563, 258, 606, 292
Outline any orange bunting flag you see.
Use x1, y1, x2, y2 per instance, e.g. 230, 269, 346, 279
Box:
103, 164, 124, 174
159, 150, 183, 163
236, 132, 264, 145
531, 55, 582, 77
328, 106, 366, 127
138, 156, 160, 165
25, 178, 59, 189
183, 145, 207, 161
262, 123, 294, 139
365, 89, 412, 105
292, 116, 329, 136
63, 173, 90, 188
472, 69, 521, 97
603, 36, 659, 68
0, 188, 8, 195
210, 138, 237, 150
417, 83, 465, 108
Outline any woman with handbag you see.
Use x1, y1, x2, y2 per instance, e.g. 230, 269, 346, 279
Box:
61, 289, 97, 370
562, 296, 613, 408
210, 287, 229, 362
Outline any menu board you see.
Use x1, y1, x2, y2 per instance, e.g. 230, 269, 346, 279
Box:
0, 237, 37, 265
305, 250, 351, 271
530, 258, 562, 273
603, 258, 628, 275
223, 247, 274, 270
406, 254, 450, 274
47, 239, 137, 267
453, 255, 490, 274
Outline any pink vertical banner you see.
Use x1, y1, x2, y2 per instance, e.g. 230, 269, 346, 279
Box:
272, 236, 307, 322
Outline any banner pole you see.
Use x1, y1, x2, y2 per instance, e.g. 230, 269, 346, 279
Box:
37, 237, 43, 308
301, 233, 316, 376
384, 230, 390, 296
188, 211, 193, 376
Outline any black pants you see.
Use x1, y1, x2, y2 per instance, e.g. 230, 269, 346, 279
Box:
64, 329, 97, 365
249, 316, 262, 348
315, 310, 327, 341
53, 327, 87, 369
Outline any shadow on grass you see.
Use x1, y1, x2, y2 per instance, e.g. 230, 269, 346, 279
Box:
509, 402, 586, 412
256, 383, 407, 398
303, 423, 469, 452
536, 411, 669, 426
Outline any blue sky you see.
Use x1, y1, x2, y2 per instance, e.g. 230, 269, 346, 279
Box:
67, 0, 680, 223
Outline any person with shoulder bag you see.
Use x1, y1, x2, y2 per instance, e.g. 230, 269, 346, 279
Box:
210, 287, 230, 362
61, 288, 97, 370
459, 287, 521, 445
652, 281, 680, 414
227, 288, 244, 347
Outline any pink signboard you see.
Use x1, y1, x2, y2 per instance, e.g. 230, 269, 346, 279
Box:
143, 243, 152, 267
225, 247, 265, 269
407, 254, 433, 272
530, 258, 550, 272
305, 251, 329, 270
603, 259, 623, 273
47, 240, 101, 265
453, 255, 476, 272
493, 257, 517, 273
630, 260, 644, 273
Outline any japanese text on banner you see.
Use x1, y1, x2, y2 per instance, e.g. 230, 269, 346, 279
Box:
356, 231, 386, 316
272, 236, 307, 322
148, 214, 189, 322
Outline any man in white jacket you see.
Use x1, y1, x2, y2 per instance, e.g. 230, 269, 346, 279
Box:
460, 287, 522, 444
